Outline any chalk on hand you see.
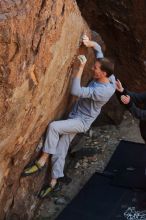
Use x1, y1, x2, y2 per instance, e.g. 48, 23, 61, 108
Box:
82, 34, 89, 41
77, 55, 87, 63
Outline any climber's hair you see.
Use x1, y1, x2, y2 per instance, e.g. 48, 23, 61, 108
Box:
96, 57, 115, 77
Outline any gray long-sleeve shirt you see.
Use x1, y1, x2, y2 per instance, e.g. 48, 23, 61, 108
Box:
69, 43, 116, 129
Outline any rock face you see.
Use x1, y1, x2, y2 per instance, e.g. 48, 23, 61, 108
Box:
0, 0, 132, 218
77, 0, 146, 91
0, 1, 94, 219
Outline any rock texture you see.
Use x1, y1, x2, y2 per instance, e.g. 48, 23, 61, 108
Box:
0, 1, 94, 219
0, 0, 130, 218
77, 0, 146, 91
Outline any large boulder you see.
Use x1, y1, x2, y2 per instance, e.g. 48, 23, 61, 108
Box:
0, 1, 94, 219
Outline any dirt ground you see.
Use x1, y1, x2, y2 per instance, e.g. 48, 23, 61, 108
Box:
35, 111, 144, 220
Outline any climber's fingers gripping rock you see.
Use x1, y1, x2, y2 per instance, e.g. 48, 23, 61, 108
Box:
77, 55, 87, 67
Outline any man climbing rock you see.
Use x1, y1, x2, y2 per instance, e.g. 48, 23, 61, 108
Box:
22, 35, 116, 199
116, 79, 146, 142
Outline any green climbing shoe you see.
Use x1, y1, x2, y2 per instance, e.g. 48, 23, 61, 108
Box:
22, 161, 45, 177
38, 182, 62, 199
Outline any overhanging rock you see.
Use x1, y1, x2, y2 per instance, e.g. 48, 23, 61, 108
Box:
0, 1, 93, 219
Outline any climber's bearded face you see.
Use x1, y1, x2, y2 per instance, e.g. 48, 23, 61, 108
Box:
92, 61, 106, 80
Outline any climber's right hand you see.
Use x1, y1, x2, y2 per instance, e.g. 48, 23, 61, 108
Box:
77, 55, 87, 67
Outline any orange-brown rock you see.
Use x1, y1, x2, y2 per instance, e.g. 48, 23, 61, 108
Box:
0, 1, 95, 219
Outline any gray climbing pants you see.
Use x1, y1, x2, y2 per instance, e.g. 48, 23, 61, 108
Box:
42, 118, 87, 179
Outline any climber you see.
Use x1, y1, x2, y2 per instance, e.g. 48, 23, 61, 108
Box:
116, 79, 146, 142
22, 34, 116, 199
